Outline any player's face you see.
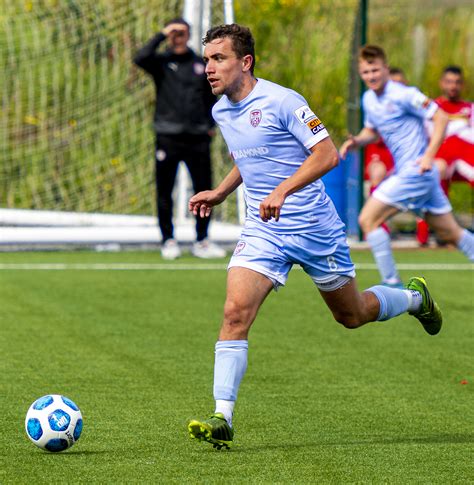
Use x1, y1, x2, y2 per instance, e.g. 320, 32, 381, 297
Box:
204, 37, 249, 99
167, 26, 190, 54
440, 72, 463, 101
359, 58, 390, 94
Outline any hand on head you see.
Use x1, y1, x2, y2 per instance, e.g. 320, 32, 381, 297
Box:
162, 23, 188, 38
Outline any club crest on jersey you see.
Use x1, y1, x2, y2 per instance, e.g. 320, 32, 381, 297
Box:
193, 62, 205, 75
294, 105, 316, 125
250, 109, 262, 127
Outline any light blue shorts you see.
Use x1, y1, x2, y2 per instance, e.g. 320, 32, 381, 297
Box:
373, 163, 452, 215
228, 221, 356, 290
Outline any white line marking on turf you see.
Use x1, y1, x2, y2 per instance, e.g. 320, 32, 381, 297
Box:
0, 263, 472, 271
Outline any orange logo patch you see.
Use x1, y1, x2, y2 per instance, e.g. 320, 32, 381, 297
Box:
306, 118, 321, 129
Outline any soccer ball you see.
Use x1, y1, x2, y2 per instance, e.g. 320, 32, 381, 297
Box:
25, 394, 83, 452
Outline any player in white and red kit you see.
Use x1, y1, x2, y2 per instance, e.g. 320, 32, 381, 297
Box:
433, 66, 473, 191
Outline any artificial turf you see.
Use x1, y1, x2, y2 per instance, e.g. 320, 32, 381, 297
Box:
0, 249, 472, 483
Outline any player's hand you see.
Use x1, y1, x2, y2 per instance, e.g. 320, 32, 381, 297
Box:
339, 135, 358, 159
416, 155, 433, 173
189, 190, 224, 218
162, 23, 187, 37
259, 190, 286, 222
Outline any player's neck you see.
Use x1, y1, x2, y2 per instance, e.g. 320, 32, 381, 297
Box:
446, 96, 461, 103
228, 76, 258, 104
171, 46, 190, 55
373, 80, 388, 96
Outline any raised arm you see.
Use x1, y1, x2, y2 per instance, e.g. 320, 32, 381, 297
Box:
189, 165, 243, 219
259, 137, 338, 222
339, 127, 379, 159
133, 32, 167, 73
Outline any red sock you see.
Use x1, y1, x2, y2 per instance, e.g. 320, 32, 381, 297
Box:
416, 219, 429, 246
440, 179, 450, 197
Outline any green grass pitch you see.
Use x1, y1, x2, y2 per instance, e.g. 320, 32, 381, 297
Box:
0, 249, 473, 483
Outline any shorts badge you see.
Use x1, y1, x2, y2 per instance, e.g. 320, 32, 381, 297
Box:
233, 241, 246, 255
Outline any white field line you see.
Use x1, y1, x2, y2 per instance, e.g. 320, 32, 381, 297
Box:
0, 263, 472, 271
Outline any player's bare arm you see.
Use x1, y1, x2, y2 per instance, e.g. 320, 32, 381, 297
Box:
417, 108, 449, 173
259, 137, 338, 222
339, 127, 378, 159
189, 165, 242, 218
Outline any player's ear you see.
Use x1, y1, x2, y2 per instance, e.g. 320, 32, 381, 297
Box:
242, 54, 253, 72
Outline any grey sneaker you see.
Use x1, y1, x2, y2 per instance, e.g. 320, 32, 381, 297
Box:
161, 239, 181, 260
192, 239, 226, 259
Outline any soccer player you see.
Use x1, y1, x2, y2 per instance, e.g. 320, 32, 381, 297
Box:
363, 67, 408, 236
186, 25, 443, 451
433, 66, 473, 193
340, 45, 474, 288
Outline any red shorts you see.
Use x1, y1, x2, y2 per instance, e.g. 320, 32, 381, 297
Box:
364, 142, 394, 180
436, 136, 474, 185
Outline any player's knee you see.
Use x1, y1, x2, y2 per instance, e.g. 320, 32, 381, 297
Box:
434, 225, 461, 245
358, 213, 371, 233
222, 299, 251, 329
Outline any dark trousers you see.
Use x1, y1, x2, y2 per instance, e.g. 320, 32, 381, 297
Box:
155, 134, 212, 243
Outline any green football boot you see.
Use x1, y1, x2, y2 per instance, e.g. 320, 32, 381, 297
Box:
407, 276, 443, 335
188, 413, 234, 450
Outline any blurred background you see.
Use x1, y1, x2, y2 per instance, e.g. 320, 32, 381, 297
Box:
0, 0, 472, 244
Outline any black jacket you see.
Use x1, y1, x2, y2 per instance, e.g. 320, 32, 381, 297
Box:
133, 33, 216, 136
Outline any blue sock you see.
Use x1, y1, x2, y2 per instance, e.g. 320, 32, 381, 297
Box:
368, 285, 410, 321
366, 227, 401, 283
213, 340, 248, 401
457, 229, 474, 262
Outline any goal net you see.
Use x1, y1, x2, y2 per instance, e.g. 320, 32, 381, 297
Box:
0, 0, 241, 246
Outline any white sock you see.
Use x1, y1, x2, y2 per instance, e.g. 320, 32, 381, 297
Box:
366, 227, 401, 283
215, 399, 235, 428
403, 289, 422, 313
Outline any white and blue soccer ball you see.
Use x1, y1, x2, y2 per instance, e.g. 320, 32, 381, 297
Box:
25, 394, 83, 452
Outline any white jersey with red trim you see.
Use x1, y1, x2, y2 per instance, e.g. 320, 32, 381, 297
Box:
212, 78, 343, 234
363, 80, 438, 171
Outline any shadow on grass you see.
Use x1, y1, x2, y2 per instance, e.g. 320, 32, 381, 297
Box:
231, 433, 474, 453
34, 450, 109, 456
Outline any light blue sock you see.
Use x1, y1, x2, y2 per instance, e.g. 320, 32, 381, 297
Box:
368, 285, 410, 321
457, 229, 474, 262
366, 227, 401, 283
213, 340, 248, 401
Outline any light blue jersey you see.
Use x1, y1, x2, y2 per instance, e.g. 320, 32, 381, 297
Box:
214, 78, 354, 289
363, 80, 438, 171
213, 78, 341, 234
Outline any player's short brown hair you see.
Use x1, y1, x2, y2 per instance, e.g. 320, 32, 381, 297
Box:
359, 45, 387, 64
203, 24, 255, 74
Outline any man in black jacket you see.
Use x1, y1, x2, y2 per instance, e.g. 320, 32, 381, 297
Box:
134, 18, 225, 259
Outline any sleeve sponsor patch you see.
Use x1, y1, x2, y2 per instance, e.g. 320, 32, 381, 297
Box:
412, 91, 431, 110
306, 117, 325, 134
294, 105, 317, 125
